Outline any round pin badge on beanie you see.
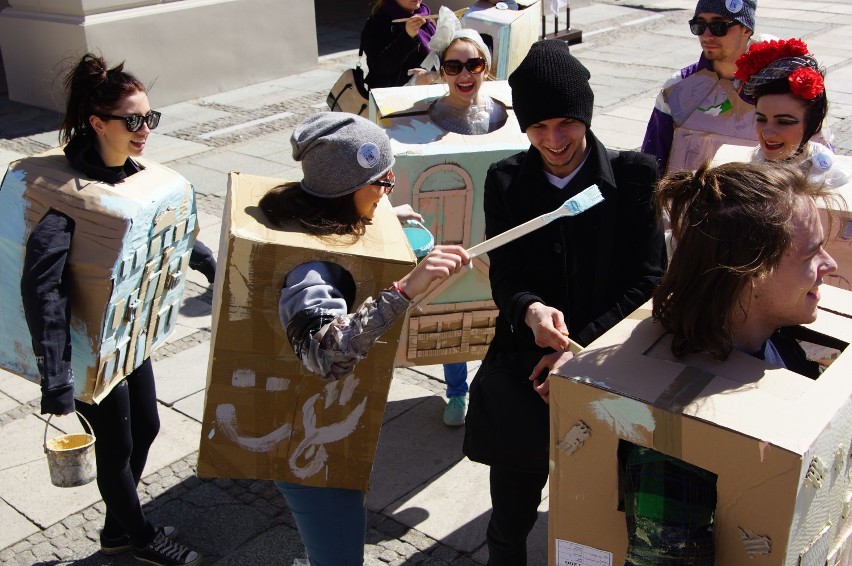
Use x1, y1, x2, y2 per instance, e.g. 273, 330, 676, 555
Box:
357, 143, 381, 169
726, 0, 743, 13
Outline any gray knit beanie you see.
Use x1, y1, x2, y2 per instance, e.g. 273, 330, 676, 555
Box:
291, 112, 395, 198
509, 40, 594, 132
694, 0, 756, 31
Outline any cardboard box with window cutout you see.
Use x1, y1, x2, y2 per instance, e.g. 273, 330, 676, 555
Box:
548, 286, 852, 566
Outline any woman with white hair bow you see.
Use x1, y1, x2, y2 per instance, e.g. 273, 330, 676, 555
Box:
413, 6, 509, 136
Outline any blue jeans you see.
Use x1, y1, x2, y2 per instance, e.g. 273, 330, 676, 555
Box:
443, 363, 469, 398
274, 481, 366, 566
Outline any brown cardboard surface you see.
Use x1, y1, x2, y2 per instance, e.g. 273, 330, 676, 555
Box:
197, 172, 415, 490
548, 291, 852, 566
0, 149, 197, 403
369, 82, 529, 366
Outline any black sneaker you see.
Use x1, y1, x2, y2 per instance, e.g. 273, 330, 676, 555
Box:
133, 528, 200, 565
102, 526, 178, 555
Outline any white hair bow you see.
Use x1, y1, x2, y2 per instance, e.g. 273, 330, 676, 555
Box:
419, 7, 492, 73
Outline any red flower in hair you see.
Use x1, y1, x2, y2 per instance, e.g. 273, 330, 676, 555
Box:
734, 38, 811, 83
789, 67, 824, 99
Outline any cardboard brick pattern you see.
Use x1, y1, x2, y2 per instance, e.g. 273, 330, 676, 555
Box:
197, 173, 415, 490
548, 289, 852, 566
0, 151, 197, 403
369, 81, 529, 366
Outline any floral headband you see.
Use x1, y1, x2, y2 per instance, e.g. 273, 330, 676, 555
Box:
419, 6, 491, 73
735, 39, 825, 100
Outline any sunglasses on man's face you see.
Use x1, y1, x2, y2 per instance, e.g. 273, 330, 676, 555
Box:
688, 18, 739, 37
97, 110, 161, 132
441, 57, 487, 76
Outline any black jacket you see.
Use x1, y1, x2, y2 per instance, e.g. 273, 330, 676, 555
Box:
363, 9, 430, 89
463, 131, 666, 472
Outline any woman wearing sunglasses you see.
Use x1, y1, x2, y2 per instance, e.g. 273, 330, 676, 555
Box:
735, 38, 849, 189
21, 53, 201, 565
420, 7, 507, 136
259, 112, 469, 566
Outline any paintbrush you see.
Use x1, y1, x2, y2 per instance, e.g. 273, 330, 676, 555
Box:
466, 183, 604, 259
391, 13, 441, 23
407, 184, 604, 310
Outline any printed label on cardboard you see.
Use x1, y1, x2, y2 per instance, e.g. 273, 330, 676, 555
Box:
555, 540, 612, 566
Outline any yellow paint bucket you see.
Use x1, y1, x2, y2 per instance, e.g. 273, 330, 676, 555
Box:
43, 412, 97, 488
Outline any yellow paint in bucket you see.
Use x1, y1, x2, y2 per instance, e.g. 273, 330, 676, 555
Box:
44, 412, 97, 488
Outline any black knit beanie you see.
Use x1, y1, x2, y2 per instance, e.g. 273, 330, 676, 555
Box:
509, 40, 594, 132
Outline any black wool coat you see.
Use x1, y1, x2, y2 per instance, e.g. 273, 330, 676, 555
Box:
463, 131, 667, 473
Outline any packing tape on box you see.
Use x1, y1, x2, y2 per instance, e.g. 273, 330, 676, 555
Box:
651, 365, 715, 458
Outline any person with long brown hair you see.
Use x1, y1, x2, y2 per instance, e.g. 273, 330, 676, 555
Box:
260, 112, 469, 566
620, 161, 838, 565
22, 53, 201, 565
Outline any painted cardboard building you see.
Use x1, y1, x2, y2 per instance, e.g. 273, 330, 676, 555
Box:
369, 81, 529, 366
0, 150, 197, 403
548, 287, 852, 566
197, 172, 415, 491
461, 0, 541, 80
713, 145, 852, 292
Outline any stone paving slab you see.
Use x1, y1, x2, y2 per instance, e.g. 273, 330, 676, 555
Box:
0, 390, 17, 413
0, 369, 40, 404
388, 456, 491, 554
368, 393, 466, 513
0, 457, 102, 528
173, 389, 206, 423
142, 133, 211, 164
152, 341, 210, 407
0, 414, 64, 471
384, 372, 437, 423
169, 162, 229, 196
0, 499, 39, 553
214, 523, 303, 566
175, 296, 214, 330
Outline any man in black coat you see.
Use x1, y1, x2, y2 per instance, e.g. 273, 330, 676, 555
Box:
463, 40, 666, 565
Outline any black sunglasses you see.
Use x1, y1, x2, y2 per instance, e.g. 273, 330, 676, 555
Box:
441, 57, 487, 76
689, 18, 739, 37
370, 171, 395, 194
97, 110, 161, 132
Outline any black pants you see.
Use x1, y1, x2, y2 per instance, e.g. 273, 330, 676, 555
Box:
486, 466, 548, 566
76, 358, 160, 547
189, 240, 217, 284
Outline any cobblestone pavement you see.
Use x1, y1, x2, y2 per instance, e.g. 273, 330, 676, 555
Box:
2, 0, 852, 564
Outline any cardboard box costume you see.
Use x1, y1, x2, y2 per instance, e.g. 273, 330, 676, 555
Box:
461, 0, 542, 80
548, 288, 852, 566
197, 173, 415, 491
369, 81, 529, 366
0, 150, 197, 403
664, 68, 757, 174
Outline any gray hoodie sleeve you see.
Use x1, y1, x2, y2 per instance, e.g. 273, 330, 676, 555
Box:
280, 261, 410, 381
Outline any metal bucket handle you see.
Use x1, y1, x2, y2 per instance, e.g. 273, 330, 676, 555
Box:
43, 411, 96, 454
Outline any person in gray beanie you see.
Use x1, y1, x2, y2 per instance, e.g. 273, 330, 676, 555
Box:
642, 0, 759, 176
463, 39, 666, 566
258, 110, 469, 565
260, 112, 399, 236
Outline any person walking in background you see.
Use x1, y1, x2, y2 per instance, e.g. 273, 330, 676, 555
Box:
463, 40, 666, 565
259, 112, 469, 565
642, 0, 759, 176
735, 38, 850, 188
621, 161, 837, 565
363, 0, 436, 89
22, 53, 201, 566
